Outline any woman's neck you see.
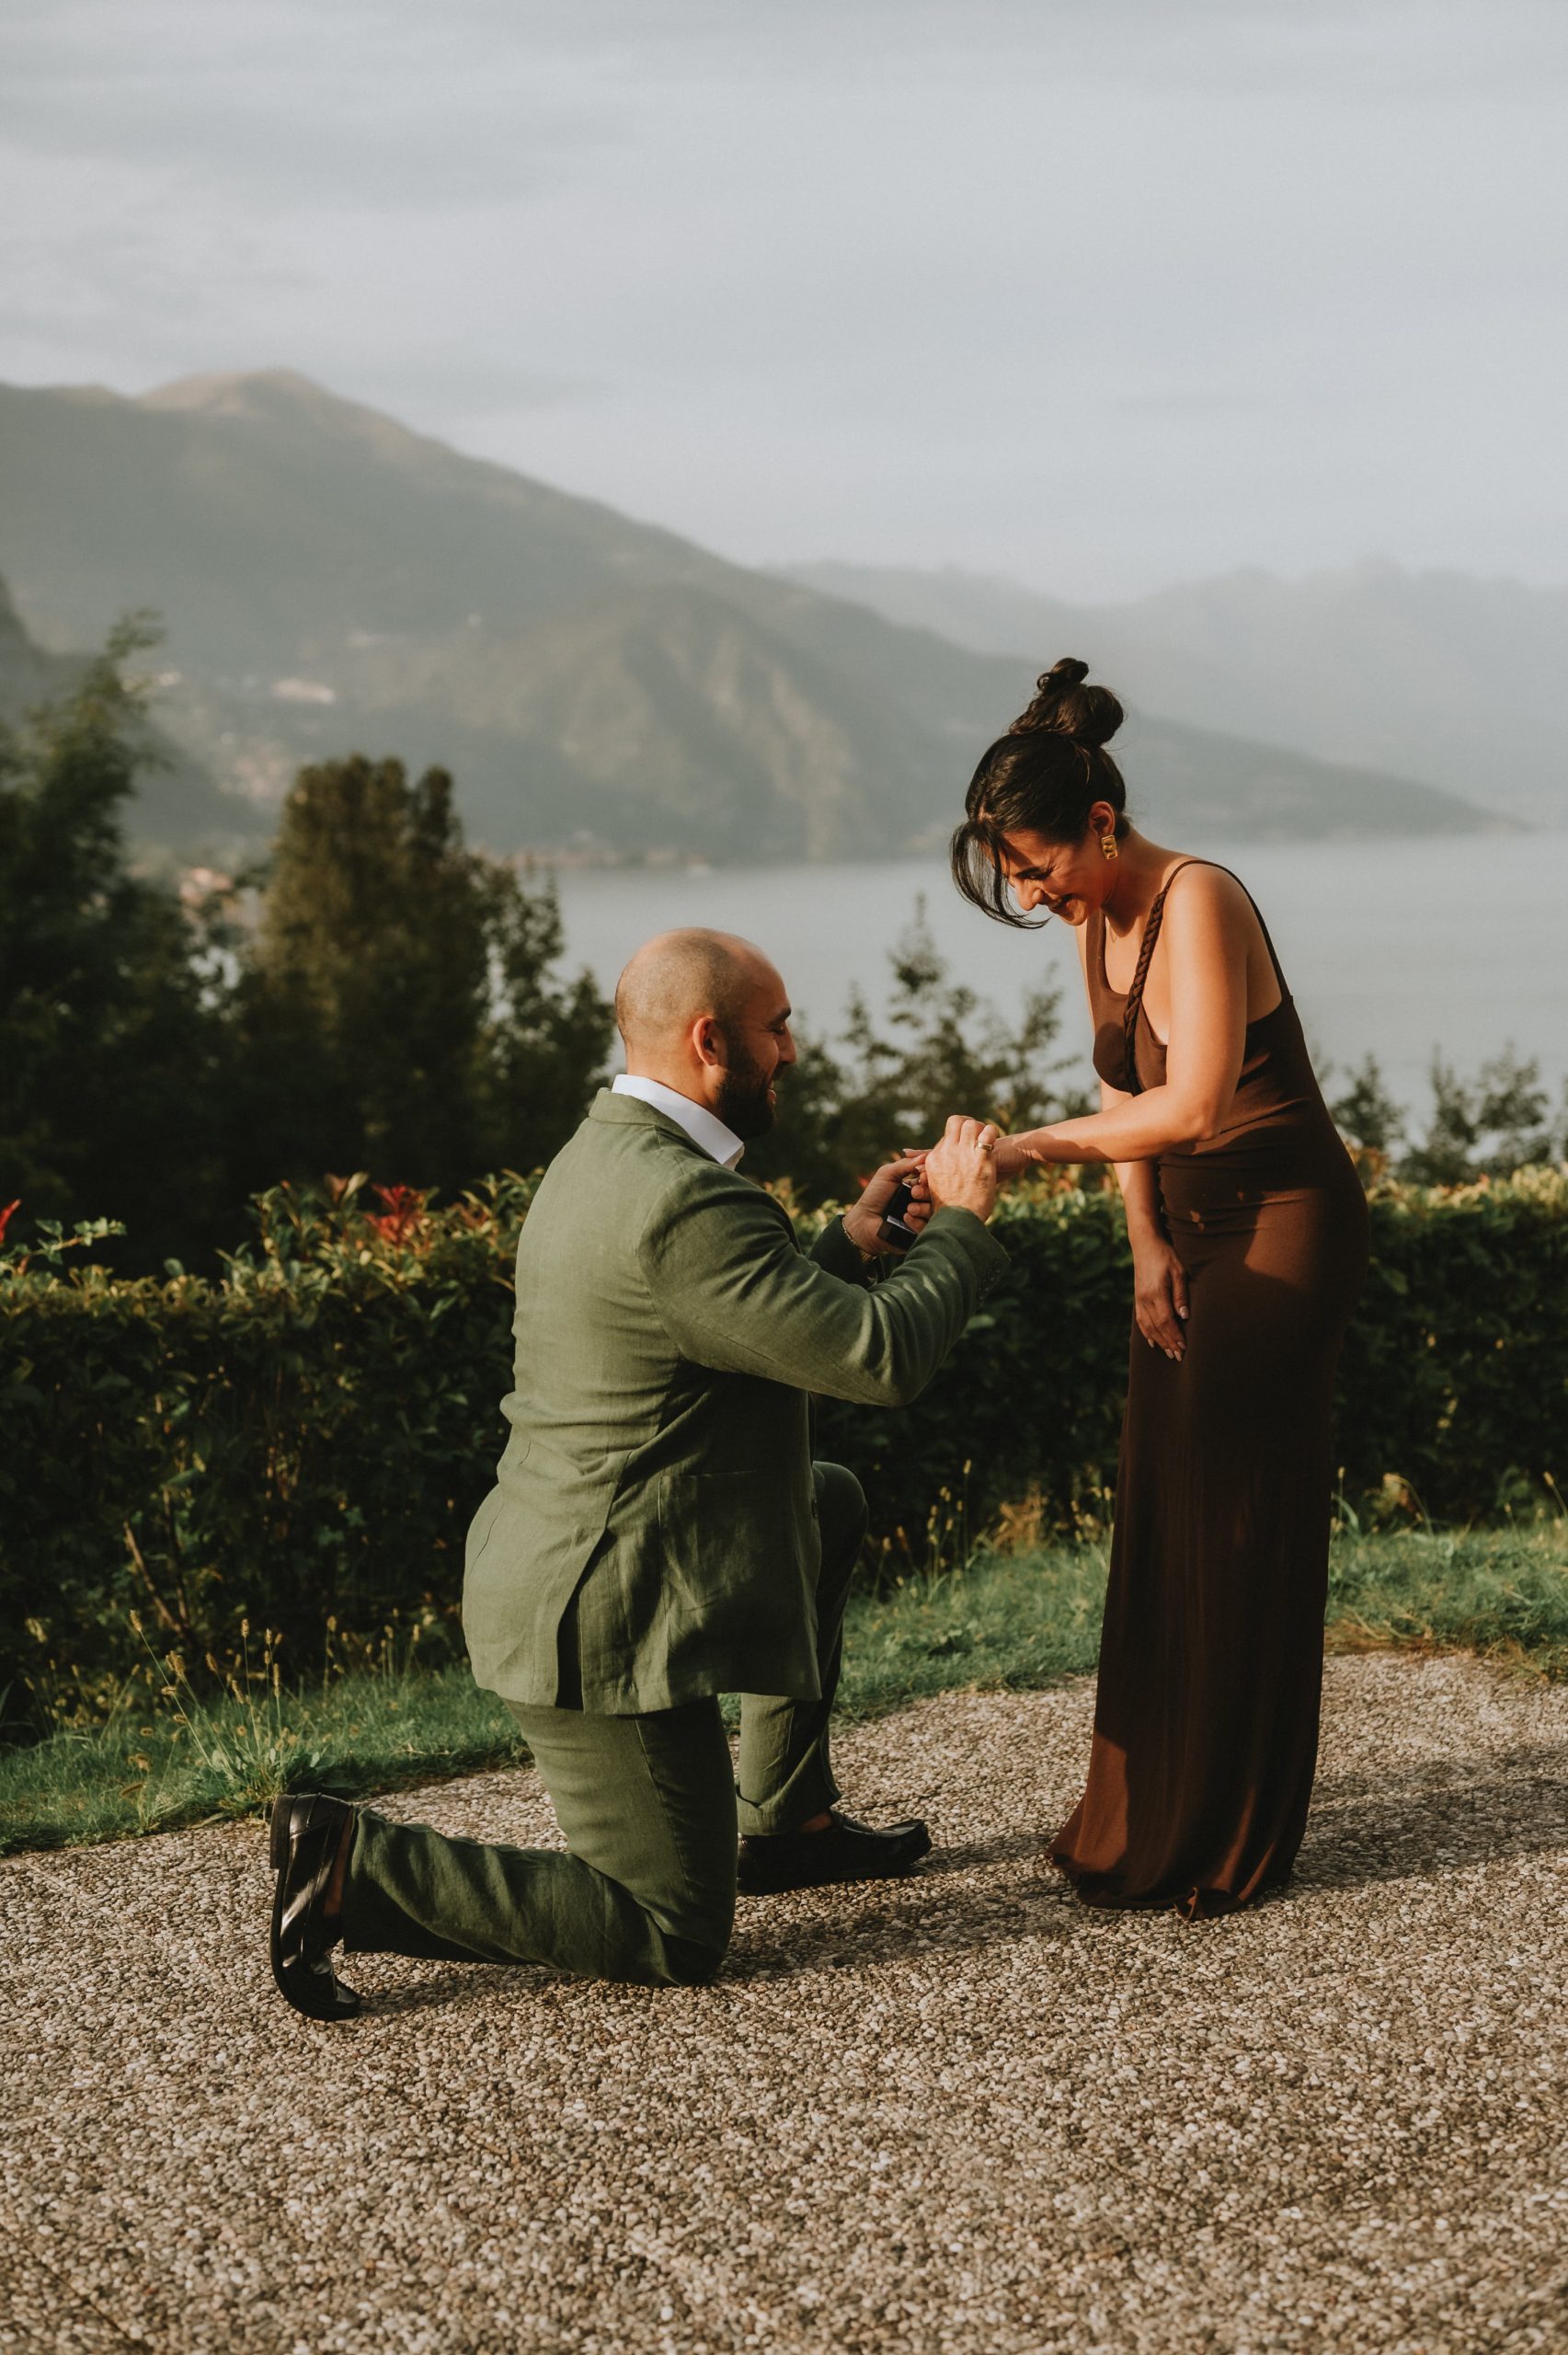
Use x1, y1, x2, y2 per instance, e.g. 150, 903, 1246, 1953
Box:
1102, 830, 1181, 935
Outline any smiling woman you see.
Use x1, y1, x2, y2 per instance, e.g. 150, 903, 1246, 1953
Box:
950, 661, 1132, 927
950, 657, 1371, 1920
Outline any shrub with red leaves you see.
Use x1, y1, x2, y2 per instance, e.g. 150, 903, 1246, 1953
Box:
363, 1184, 428, 1247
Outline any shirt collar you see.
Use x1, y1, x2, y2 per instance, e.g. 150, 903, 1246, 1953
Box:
611, 1074, 746, 1169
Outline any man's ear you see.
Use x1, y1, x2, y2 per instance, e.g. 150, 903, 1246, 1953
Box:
691, 1014, 726, 1071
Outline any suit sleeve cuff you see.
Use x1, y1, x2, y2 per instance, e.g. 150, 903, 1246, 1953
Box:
918, 1205, 1010, 1290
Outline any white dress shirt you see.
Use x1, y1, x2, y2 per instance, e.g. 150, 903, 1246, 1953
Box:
611, 1074, 746, 1169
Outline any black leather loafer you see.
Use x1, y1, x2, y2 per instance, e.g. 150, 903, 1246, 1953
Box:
737, 1810, 932, 1895
269, 1793, 362, 2021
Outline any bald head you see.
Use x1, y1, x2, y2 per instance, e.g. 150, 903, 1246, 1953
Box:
614, 927, 796, 1138
615, 929, 781, 1060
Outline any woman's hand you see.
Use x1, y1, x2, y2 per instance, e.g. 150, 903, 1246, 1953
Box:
990, 1135, 1034, 1181
1132, 1235, 1189, 1361
907, 1128, 1029, 1182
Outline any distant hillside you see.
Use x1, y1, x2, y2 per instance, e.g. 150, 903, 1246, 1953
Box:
0, 573, 255, 857
0, 569, 74, 707
782, 558, 1567, 826
0, 370, 1510, 858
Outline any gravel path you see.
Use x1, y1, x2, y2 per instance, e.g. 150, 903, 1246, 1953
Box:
3, 1652, 1564, 2355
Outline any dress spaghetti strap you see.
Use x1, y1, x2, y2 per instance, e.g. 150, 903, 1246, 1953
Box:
1119, 861, 1198, 1097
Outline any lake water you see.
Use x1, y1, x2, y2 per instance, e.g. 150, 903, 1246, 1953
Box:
554, 830, 1568, 1128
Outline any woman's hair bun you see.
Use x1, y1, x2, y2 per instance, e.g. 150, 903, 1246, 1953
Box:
1009, 656, 1124, 749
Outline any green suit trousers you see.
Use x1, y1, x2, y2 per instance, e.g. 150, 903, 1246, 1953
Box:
340, 1463, 866, 1985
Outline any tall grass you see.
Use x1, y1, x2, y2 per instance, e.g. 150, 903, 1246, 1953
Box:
1324, 1521, 1568, 1675
0, 1630, 523, 1858
3, 1522, 1564, 1858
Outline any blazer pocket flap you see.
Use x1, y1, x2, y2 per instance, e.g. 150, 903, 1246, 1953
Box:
657, 1467, 771, 1616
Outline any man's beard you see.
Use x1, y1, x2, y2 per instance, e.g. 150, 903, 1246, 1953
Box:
714, 1040, 779, 1140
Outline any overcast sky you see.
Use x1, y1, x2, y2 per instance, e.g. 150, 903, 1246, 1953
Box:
4, 0, 1565, 599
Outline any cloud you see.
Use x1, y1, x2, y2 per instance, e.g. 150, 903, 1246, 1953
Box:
2, 3, 620, 212
1106, 391, 1268, 419
2, 0, 1565, 597
369, 356, 603, 419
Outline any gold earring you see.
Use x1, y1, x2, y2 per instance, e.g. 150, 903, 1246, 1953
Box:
1100, 833, 1118, 862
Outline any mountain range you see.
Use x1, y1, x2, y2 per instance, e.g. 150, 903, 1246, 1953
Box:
782, 559, 1567, 827
0, 369, 1516, 861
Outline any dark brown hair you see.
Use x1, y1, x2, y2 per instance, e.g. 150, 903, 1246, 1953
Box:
949, 657, 1128, 927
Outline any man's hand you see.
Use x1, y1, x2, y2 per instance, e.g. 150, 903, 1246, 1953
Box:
842, 1157, 933, 1258
923, 1116, 1001, 1223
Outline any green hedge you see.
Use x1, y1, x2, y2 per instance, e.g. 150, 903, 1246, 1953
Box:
5, 1167, 1566, 1717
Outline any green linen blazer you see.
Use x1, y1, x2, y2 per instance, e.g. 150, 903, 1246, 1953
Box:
462, 1087, 1009, 1714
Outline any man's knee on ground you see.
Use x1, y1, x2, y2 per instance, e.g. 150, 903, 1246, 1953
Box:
659, 1928, 728, 1987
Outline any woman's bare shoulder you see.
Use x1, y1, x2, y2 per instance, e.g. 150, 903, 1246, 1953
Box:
1162, 859, 1258, 936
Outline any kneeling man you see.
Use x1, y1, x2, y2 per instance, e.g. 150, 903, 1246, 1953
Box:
269, 929, 1005, 2017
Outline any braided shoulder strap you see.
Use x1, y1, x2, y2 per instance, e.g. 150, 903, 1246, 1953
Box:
1120, 861, 1200, 1096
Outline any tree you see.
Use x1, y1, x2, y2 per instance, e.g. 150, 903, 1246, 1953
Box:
472, 856, 618, 1174
235, 756, 612, 1196
0, 624, 235, 1269
1327, 1053, 1407, 1159
1399, 1048, 1561, 1186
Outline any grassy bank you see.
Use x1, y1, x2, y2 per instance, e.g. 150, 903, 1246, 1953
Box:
3, 1522, 1564, 1858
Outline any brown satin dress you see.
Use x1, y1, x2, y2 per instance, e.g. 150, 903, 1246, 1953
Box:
1050, 860, 1368, 1917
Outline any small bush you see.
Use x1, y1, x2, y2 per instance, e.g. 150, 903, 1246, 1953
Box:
5, 1166, 1565, 1721
2, 1177, 531, 1717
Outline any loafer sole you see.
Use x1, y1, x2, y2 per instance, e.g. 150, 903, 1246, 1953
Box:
269, 1796, 362, 2022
